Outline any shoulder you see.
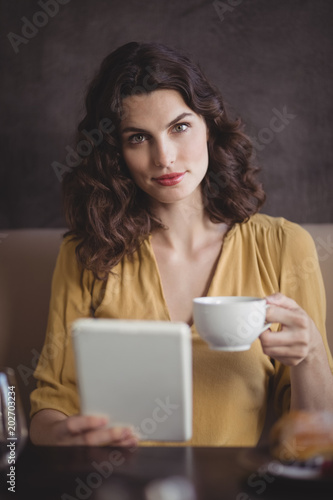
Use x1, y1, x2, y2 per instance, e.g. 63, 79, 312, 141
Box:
241, 213, 300, 232
231, 214, 317, 263
239, 214, 314, 247
56, 235, 81, 269
53, 235, 95, 287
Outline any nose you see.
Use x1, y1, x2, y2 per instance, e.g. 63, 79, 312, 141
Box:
152, 138, 175, 168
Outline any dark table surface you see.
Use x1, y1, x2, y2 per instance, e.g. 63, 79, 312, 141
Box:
0, 440, 332, 500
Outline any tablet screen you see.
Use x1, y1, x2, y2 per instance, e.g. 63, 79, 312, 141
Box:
72, 319, 193, 441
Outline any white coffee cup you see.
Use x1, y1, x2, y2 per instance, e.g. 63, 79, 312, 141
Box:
192, 296, 271, 351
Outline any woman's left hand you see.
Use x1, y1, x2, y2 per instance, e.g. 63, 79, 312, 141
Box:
260, 292, 323, 366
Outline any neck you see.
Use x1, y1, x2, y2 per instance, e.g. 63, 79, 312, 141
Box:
150, 195, 228, 254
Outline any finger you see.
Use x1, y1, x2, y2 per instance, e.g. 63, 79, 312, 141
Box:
260, 344, 308, 366
116, 436, 139, 447
260, 329, 308, 352
260, 329, 306, 348
265, 293, 300, 311
66, 415, 109, 436
265, 304, 309, 330
80, 427, 139, 447
108, 426, 138, 443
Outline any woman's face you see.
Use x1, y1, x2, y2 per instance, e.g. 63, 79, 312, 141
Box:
120, 89, 209, 207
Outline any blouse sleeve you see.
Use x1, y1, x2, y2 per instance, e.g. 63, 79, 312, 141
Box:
272, 220, 333, 415
30, 237, 94, 418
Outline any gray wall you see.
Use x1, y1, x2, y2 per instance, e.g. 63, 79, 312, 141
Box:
1, 0, 332, 228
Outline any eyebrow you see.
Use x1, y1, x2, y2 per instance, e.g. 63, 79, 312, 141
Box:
121, 112, 193, 135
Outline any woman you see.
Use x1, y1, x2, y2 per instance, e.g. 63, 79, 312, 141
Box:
30, 42, 333, 447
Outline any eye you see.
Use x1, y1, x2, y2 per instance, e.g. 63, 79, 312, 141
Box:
173, 123, 189, 133
129, 133, 147, 144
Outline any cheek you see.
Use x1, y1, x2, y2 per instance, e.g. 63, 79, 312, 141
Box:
122, 149, 146, 176
188, 132, 208, 163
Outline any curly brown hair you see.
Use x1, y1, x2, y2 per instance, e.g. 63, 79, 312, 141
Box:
62, 41, 266, 279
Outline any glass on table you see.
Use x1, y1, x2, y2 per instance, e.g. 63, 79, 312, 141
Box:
145, 476, 196, 500
0, 367, 28, 470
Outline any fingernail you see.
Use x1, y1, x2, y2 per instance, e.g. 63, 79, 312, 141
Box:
96, 416, 108, 426
121, 428, 131, 439
127, 439, 138, 448
129, 426, 140, 439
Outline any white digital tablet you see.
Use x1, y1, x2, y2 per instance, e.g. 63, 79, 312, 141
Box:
71, 319, 193, 442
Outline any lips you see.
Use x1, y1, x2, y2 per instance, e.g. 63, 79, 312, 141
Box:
153, 172, 186, 186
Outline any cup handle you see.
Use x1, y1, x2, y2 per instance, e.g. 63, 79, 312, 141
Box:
260, 303, 272, 333
259, 322, 272, 334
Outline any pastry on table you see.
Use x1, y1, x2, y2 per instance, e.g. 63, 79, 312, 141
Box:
269, 410, 333, 463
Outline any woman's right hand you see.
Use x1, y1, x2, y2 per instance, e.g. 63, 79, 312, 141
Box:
30, 408, 139, 447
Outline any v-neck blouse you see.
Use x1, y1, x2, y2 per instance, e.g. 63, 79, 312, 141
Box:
30, 214, 333, 446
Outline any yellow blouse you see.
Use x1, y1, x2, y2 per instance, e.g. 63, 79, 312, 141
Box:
30, 214, 333, 446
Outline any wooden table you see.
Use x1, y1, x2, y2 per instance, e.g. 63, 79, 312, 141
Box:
0, 440, 332, 499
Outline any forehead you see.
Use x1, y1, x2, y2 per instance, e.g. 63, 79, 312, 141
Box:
120, 89, 192, 128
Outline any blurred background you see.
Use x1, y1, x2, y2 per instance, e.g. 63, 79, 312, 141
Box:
1, 0, 332, 228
